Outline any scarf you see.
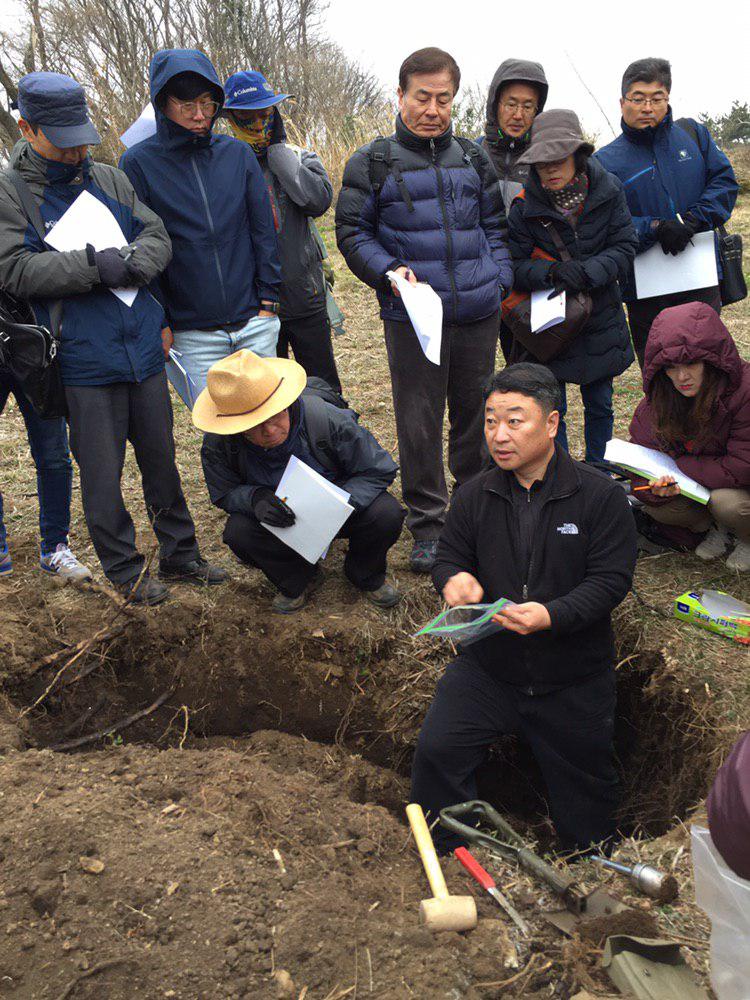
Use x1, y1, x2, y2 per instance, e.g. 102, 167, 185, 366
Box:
547, 172, 589, 224
229, 114, 274, 152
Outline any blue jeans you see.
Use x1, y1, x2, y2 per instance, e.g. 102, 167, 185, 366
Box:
556, 377, 614, 463
169, 313, 281, 408
0, 369, 72, 553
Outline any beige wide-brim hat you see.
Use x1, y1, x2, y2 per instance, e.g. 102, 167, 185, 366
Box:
192, 349, 307, 435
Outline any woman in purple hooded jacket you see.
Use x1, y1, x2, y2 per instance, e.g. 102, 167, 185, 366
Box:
629, 301, 750, 571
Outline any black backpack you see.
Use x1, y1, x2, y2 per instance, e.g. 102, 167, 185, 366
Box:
300, 376, 359, 475
367, 134, 483, 233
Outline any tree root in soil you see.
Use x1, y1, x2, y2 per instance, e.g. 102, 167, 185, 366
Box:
49, 683, 177, 752
56, 957, 136, 1000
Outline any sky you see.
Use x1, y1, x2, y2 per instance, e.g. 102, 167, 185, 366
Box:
324, 0, 750, 143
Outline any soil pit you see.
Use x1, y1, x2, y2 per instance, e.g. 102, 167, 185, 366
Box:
0, 584, 719, 998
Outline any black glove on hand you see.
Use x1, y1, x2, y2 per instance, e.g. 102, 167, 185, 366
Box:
269, 107, 287, 145
89, 245, 133, 288
549, 260, 588, 294
655, 219, 695, 255
252, 488, 296, 527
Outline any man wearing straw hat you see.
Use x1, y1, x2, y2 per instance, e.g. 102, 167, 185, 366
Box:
194, 350, 404, 614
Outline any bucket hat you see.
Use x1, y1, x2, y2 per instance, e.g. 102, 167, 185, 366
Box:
224, 71, 291, 111
516, 109, 594, 165
16, 72, 101, 148
192, 350, 307, 435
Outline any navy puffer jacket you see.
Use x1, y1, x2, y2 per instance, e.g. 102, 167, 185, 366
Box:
335, 116, 512, 326
507, 157, 637, 385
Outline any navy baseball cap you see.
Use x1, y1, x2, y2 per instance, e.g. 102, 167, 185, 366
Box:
17, 72, 101, 148
224, 71, 291, 111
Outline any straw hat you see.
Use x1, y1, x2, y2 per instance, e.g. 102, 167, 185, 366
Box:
192, 349, 307, 435
516, 109, 594, 165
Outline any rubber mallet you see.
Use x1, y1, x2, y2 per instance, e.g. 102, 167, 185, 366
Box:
406, 803, 478, 932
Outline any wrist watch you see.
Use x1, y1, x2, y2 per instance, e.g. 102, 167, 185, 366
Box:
261, 301, 281, 315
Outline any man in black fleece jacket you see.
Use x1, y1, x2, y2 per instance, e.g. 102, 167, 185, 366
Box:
411, 363, 637, 851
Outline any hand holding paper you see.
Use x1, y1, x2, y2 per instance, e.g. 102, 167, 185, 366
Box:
385, 269, 443, 365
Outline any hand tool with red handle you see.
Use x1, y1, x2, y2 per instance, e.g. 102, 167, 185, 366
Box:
454, 847, 529, 936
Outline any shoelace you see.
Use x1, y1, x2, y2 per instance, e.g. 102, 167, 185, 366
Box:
48, 545, 82, 570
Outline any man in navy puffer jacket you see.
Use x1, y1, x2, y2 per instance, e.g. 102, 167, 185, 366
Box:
120, 49, 282, 402
336, 47, 512, 573
595, 57, 737, 367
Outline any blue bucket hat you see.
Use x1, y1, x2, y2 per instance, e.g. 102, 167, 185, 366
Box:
224, 71, 291, 111
17, 72, 101, 148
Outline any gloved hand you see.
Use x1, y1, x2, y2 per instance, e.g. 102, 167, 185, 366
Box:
549, 260, 588, 294
655, 218, 695, 255
88, 245, 133, 288
252, 488, 296, 527
269, 107, 287, 145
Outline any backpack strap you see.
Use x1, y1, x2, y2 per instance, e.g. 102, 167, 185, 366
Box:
673, 118, 729, 238
4, 168, 63, 339
301, 394, 340, 475
367, 136, 391, 236
454, 135, 483, 181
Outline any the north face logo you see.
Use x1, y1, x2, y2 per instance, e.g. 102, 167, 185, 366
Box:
556, 523, 579, 535
678, 148, 691, 161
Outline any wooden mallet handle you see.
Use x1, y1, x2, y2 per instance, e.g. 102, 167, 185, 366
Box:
406, 803, 448, 900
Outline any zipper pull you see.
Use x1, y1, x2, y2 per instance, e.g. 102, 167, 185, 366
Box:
523, 584, 528, 600
430, 138, 436, 162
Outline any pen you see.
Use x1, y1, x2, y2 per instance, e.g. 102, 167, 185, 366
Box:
121, 244, 137, 261
676, 214, 694, 247
632, 484, 653, 492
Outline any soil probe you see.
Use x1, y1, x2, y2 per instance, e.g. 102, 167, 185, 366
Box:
405, 803, 477, 932
454, 847, 530, 936
590, 855, 679, 902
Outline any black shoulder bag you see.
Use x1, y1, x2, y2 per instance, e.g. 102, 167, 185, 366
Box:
0, 169, 67, 418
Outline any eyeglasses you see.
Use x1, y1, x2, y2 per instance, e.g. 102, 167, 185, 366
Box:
168, 97, 221, 118
624, 95, 668, 108
500, 100, 538, 116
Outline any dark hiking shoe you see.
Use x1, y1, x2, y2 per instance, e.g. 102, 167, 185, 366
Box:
116, 574, 170, 606
159, 558, 228, 585
410, 540, 438, 573
271, 568, 325, 615
364, 582, 402, 609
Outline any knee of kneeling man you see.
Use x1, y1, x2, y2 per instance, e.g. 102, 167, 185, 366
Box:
223, 513, 253, 550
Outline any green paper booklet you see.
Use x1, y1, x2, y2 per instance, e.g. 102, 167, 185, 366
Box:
415, 598, 513, 645
604, 439, 710, 505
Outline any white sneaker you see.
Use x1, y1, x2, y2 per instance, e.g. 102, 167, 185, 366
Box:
40, 544, 93, 583
695, 526, 731, 561
726, 541, 750, 573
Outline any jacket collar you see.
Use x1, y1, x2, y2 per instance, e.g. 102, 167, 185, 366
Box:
621, 106, 673, 146
155, 110, 216, 152
394, 113, 453, 154
483, 441, 580, 501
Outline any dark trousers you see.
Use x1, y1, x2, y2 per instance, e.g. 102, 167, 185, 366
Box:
0, 369, 72, 553
65, 371, 199, 584
411, 654, 619, 851
277, 308, 342, 393
556, 376, 614, 463
384, 312, 499, 540
223, 491, 404, 597
627, 284, 721, 368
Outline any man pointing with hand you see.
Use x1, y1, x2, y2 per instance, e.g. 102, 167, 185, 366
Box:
411, 363, 637, 853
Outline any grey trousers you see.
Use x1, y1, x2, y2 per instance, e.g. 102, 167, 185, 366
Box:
65, 371, 200, 584
384, 311, 499, 540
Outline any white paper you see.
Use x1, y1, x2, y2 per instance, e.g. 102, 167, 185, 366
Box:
263, 456, 354, 564
385, 270, 442, 364
530, 289, 566, 333
120, 104, 157, 149
166, 349, 198, 409
45, 191, 138, 307
604, 438, 710, 504
634, 230, 718, 300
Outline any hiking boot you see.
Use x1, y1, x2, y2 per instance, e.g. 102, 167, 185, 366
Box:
364, 581, 402, 609
0, 545, 12, 577
410, 539, 438, 574
726, 541, 750, 573
40, 543, 93, 583
271, 568, 325, 615
159, 557, 228, 585
695, 525, 731, 561
116, 574, 170, 606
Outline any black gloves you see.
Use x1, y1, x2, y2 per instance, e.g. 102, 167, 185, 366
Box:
269, 107, 287, 146
252, 488, 296, 527
549, 260, 588, 294
655, 218, 696, 255
88, 245, 134, 288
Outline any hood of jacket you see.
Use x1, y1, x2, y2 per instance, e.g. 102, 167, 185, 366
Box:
484, 59, 549, 148
643, 301, 743, 395
149, 48, 224, 151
